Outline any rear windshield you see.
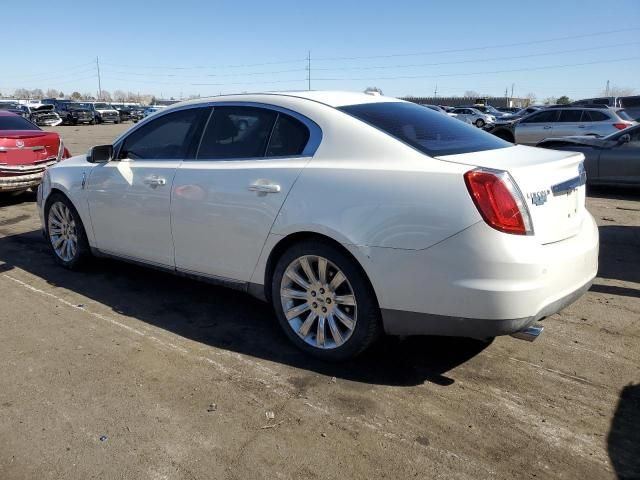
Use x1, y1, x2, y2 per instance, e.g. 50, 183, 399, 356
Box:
339, 102, 510, 156
0, 115, 39, 130
616, 110, 634, 121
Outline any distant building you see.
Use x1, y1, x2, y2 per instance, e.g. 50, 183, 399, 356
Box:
401, 96, 530, 108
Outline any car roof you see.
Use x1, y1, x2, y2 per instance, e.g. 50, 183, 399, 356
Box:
173, 91, 404, 110
0, 111, 20, 117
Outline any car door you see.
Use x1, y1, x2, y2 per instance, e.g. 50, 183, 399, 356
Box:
598, 129, 640, 184
86, 107, 207, 267
514, 110, 559, 145
553, 109, 584, 137
171, 105, 319, 282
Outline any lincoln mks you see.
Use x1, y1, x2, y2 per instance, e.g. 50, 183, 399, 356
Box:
38, 92, 599, 360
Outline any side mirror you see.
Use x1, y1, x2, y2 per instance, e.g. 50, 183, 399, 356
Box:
87, 144, 113, 163
618, 134, 631, 144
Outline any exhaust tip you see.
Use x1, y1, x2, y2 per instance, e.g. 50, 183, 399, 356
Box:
510, 325, 544, 342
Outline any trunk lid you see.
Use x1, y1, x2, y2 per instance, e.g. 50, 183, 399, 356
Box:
0, 130, 60, 168
438, 145, 587, 244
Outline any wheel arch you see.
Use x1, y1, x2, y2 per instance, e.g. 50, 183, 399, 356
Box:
259, 231, 379, 308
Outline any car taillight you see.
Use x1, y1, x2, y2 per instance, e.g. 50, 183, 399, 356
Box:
464, 168, 533, 236
612, 123, 630, 130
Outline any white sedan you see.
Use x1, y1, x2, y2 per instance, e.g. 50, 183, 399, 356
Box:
38, 91, 599, 360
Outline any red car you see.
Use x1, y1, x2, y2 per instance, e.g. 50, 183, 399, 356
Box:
0, 111, 70, 194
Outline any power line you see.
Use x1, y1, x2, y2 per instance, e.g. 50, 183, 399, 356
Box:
311, 41, 640, 72
101, 67, 305, 79
312, 27, 640, 61
100, 58, 305, 71
313, 56, 640, 82
0, 62, 95, 80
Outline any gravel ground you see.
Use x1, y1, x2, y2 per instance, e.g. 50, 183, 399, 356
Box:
0, 123, 638, 480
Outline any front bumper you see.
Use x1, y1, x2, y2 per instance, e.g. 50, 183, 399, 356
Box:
0, 172, 45, 192
361, 212, 599, 337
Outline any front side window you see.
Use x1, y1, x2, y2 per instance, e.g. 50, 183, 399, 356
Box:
521, 110, 559, 123
197, 106, 278, 159
266, 114, 310, 157
338, 102, 510, 157
558, 110, 583, 122
119, 108, 204, 160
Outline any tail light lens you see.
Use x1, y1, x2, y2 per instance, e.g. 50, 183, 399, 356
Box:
57, 140, 71, 161
612, 123, 630, 130
464, 168, 533, 236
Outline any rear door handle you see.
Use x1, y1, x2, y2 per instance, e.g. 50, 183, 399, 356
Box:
248, 182, 281, 194
578, 125, 586, 128
543, 126, 552, 130
144, 177, 166, 186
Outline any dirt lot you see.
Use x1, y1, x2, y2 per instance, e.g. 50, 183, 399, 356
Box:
0, 123, 638, 480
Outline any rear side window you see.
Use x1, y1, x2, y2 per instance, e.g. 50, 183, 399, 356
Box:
617, 110, 633, 121
339, 102, 509, 157
558, 110, 583, 122
266, 114, 310, 157
582, 110, 609, 122
119, 108, 204, 160
521, 110, 559, 123
0, 115, 39, 130
197, 106, 277, 159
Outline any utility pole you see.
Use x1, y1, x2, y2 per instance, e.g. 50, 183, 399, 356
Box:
308, 51, 311, 91
434, 84, 438, 98
605, 79, 610, 96
96, 56, 102, 100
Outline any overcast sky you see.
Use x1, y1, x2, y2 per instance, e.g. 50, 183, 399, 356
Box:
2, 0, 639, 100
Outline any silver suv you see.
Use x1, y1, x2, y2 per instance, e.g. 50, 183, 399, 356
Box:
513, 106, 636, 145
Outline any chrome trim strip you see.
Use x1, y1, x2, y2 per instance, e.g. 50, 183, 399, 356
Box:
551, 174, 587, 196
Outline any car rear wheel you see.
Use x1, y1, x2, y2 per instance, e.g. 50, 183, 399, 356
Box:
475, 118, 485, 128
45, 194, 91, 269
271, 240, 381, 361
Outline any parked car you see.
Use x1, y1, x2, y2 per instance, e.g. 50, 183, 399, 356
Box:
30, 105, 64, 127
572, 95, 640, 121
512, 106, 636, 145
56, 103, 95, 125
467, 104, 507, 118
111, 104, 132, 122
92, 103, 120, 123
421, 104, 447, 113
0, 101, 30, 119
537, 123, 640, 186
143, 105, 166, 118
497, 107, 520, 114
130, 107, 145, 122
37, 92, 599, 360
450, 107, 495, 127
0, 111, 70, 194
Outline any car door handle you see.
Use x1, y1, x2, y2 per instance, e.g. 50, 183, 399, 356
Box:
248, 182, 281, 194
578, 125, 586, 128
144, 177, 166, 186
543, 126, 552, 130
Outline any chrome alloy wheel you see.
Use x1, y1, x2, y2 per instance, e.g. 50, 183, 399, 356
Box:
48, 201, 78, 262
280, 255, 357, 349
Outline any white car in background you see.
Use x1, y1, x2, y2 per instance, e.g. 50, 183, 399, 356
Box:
37, 91, 598, 360
450, 107, 496, 128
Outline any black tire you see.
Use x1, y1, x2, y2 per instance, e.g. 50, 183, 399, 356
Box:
475, 118, 485, 128
44, 193, 91, 269
271, 239, 381, 361
89, 119, 95, 125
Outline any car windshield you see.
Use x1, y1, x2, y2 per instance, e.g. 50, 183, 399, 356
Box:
94, 103, 110, 109
338, 102, 510, 156
0, 115, 39, 130
0, 103, 20, 110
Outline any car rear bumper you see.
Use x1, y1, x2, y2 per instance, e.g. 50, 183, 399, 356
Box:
358, 211, 599, 338
0, 172, 44, 192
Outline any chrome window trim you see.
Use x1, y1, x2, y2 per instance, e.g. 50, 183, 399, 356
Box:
112, 101, 322, 162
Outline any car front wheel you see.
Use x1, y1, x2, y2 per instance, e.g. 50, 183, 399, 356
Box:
45, 194, 91, 269
475, 118, 485, 128
271, 240, 381, 361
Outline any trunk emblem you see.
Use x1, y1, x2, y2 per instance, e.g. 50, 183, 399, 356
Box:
527, 190, 550, 206
15, 140, 25, 149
